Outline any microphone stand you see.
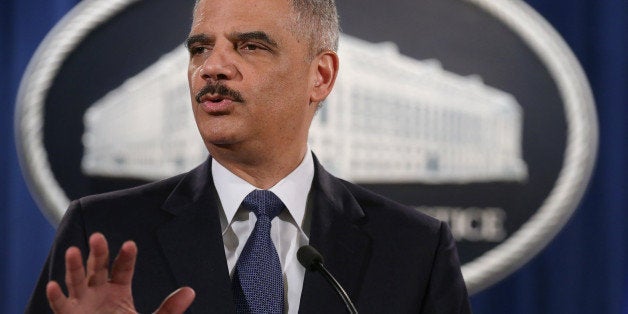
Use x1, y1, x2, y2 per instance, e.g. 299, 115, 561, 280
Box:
298, 245, 358, 314
314, 261, 358, 314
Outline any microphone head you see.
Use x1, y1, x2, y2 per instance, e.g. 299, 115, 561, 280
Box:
297, 245, 324, 271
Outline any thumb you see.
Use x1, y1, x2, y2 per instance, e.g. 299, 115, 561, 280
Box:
153, 287, 195, 314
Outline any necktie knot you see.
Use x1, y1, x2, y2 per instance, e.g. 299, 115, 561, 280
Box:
242, 189, 284, 220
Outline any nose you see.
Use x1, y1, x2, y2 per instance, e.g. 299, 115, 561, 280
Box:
200, 45, 237, 81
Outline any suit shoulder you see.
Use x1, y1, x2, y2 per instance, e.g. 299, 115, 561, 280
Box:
76, 172, 187, 211
338, 179, 442, 231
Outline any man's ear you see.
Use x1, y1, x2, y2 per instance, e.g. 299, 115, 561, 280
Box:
310, 51, 339, 104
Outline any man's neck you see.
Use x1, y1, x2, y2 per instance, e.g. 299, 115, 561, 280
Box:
208, 143, 309, 189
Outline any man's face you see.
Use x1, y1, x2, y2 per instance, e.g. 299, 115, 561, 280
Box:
187, 0, 320, 156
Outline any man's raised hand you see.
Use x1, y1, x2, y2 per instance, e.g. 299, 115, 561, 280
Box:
45, 233, 195, 314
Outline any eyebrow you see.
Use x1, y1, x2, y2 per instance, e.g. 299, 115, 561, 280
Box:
232, 31, 278, 48
185, 34, 212, 48
185, 31, 278, 48
185, 31, 279, 50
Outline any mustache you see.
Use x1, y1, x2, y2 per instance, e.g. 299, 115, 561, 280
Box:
195, 83, 244, 103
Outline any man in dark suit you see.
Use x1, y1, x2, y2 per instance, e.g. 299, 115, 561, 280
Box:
27, 0, 471, 313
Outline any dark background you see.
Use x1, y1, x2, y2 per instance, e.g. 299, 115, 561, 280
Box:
1, 0, 626, 313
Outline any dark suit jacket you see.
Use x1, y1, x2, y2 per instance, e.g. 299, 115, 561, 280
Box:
26, 157, 471, 313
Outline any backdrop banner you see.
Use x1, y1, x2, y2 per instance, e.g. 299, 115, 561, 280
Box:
2, 0, 626, 313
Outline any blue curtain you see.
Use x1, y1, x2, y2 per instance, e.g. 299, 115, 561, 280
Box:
1, 0, 625, 313
1, 1, 80, 313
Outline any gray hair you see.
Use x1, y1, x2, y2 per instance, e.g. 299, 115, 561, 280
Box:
193, 0, 339, 56
290, 0, 339, 55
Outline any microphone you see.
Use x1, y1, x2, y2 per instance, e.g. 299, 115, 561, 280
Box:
297, 245, 358, 314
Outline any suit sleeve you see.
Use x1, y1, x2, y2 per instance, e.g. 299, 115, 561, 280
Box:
420, 222, 472, 314
24, 200, 89, 314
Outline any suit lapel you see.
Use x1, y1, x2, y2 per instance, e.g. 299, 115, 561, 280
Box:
299, 157, 371, 313
156, 159, 236, 313
151, 156, 370, 313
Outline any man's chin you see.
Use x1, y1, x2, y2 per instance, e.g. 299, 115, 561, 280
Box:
196, 119, 241, 144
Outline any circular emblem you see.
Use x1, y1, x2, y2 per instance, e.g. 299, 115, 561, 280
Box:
15, 0, 597, 294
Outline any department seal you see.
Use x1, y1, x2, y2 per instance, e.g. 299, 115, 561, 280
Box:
15, 0, 597, 294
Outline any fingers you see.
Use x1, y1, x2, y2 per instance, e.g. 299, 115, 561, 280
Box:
64, 246, 87, 299
110, 240, 138, 285
154, 287, 196, 314
46, 281, 68, 313
86, 233, 110, 286
47, 234, 139, 313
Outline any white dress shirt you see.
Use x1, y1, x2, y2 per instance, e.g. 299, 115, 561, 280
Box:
212, 151, 314, 314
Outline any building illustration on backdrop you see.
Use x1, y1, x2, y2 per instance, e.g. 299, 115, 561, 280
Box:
82, 34, 528, 184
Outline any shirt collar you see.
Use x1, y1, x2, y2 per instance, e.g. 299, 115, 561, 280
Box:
212, 150, 314, 232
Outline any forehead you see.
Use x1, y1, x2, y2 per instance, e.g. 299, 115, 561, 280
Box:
192, 0, 295, 33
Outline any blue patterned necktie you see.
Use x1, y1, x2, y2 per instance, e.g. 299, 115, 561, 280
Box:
232, 190, 285, 314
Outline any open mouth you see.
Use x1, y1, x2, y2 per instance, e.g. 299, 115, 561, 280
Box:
201, 94, 229, 104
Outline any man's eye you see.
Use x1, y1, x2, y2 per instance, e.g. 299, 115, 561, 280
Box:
241, 43, 263, 51
189, 46, 207, 55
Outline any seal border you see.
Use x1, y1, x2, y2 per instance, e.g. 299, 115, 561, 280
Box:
461, 0, 598, 293
15, 0, 141, 225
